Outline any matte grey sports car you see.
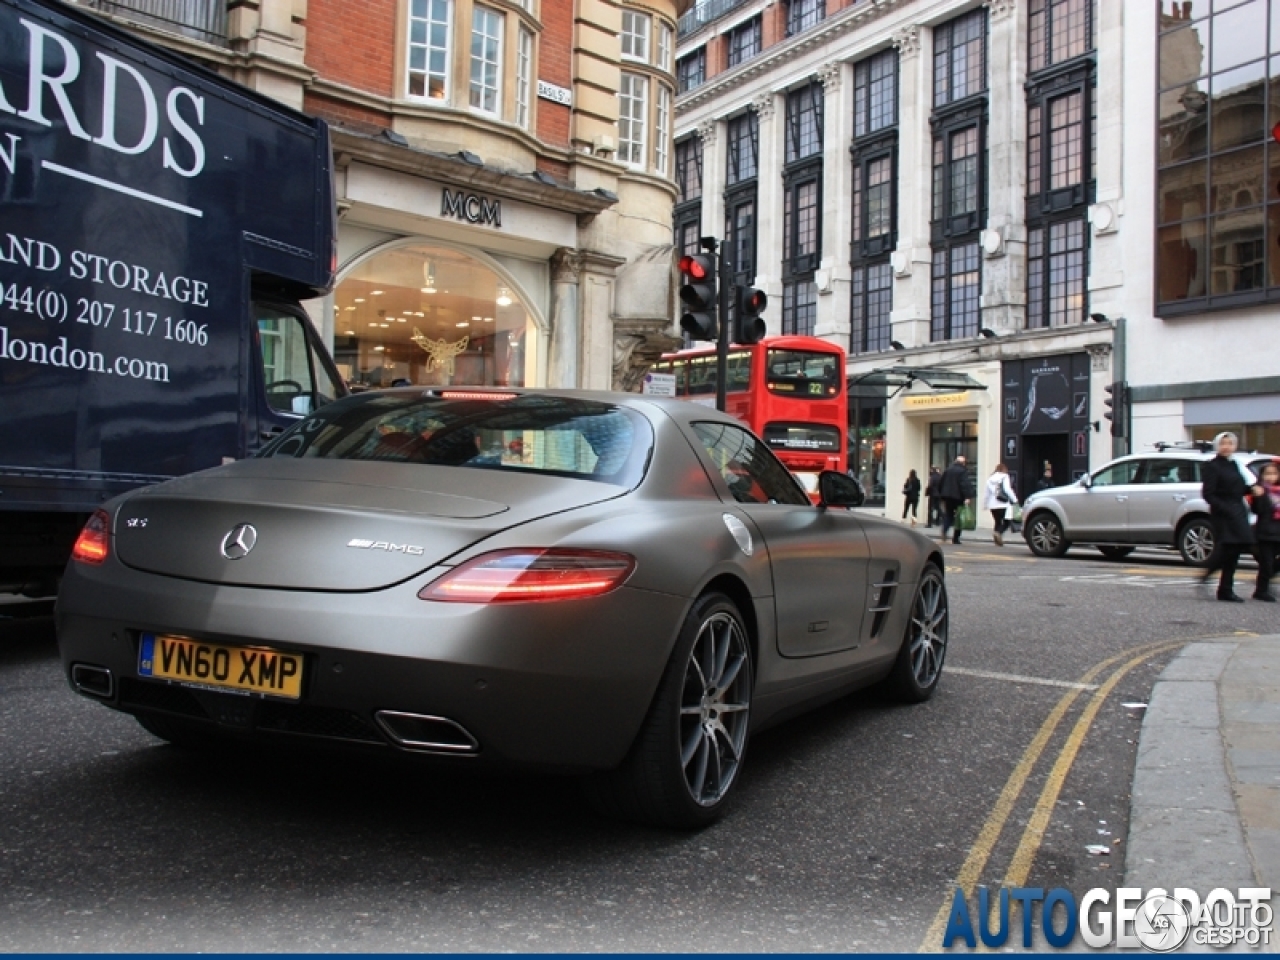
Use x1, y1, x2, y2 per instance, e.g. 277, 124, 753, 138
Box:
58, 389, 948, 827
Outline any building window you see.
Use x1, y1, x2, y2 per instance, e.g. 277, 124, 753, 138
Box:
677, 48, 705, 93
725, 194, 756, 283
1029, 0, 1092, 73
407, 0, 451, 100
515, 26, 533, 128
658, 22, 673, 71
931, 243, 981, 341
1027, 219, 1088, 328
655, 85, 672, 175
727, 17, 762, 68
932, 119, 985, 234
469, 6, 503, 114
852, 153, 895, 254
727, 111, 759, 184
854, 48, 897, 137
618, 72, 649, 166
675, 135, 704, 257
784, 175, 820, 275
785, 82, 823, 163
786, 0, 824, 37
676, 136, 703, 203
933, 8, 987, 107
621, 9, 651, 62
1156, 0, 1280, 313
781, 280, 817, 335
851, 262, 893, 354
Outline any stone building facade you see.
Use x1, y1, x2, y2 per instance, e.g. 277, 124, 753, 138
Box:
72, 0, 686, 391
674, 0, 1120, 511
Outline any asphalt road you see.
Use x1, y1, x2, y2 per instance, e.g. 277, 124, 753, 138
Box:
1, 538, 1275, 952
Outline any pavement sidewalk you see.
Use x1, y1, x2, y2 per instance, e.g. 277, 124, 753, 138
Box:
1125, 634, 1280, 893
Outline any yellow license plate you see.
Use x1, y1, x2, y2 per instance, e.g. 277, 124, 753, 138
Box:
138, 633, 303, 699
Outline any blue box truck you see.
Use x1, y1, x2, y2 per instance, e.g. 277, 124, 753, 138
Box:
0, 0, 346, 593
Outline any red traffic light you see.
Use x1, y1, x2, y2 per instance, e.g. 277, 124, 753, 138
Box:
743, 289, 768, 313
1273, 121, 1280, 143
678, 255, 709, 280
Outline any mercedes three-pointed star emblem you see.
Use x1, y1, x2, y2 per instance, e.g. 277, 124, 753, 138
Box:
220, 523, 258, 560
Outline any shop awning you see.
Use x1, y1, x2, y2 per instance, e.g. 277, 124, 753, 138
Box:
848, 366, 989, 397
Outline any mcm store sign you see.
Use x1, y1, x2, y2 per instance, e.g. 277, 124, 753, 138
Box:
440, 187, 501, 228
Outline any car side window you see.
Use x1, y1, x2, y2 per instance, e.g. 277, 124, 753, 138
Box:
690, 421, 810, 506
257, 307, 340, 415
1142, 459, 1199, 484
1091, 460, 1141, 487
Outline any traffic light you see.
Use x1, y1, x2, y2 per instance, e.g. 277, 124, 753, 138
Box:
678, 252, 718, 341
734, 285, 767, 345
1103, 381, 1128, 438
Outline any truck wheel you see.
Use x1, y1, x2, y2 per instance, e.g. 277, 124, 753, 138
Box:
1178, 517, 1216, 567
1026, 513, 1070, 558
586, 592, 752, 829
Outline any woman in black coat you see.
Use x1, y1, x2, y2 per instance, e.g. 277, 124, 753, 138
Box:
902, 469, 922, 525
1200, 432, 1255, 602
1250, 460, 1280, 602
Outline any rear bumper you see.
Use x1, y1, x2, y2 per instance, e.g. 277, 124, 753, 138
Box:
56, 560, 687, 771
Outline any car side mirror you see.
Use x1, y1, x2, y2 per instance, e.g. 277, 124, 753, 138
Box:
1080, 473, 1093, 489
818, 470, 865, 509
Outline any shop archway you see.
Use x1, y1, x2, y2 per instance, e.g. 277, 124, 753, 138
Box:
332, 240, 544, 389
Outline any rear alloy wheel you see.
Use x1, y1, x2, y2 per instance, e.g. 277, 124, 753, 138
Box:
1178, 517, 1216, 567
1097, 546, 1135, 560
587, 593, 752, 829
889, 564, 949, 703
1026, 513, 1070, 558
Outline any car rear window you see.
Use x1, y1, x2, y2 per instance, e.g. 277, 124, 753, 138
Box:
259, 392, 653, 487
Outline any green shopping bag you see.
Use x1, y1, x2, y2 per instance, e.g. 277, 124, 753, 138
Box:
955, 503, 977, 531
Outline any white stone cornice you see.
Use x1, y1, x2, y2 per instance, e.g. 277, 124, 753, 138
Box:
816, 61, 842, 91
891, 24, 921, 58
750, 91, 776, 119
984, 0, 1015, 21
675, 0, 911, 112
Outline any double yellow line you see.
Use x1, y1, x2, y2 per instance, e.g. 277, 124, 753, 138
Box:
917, 639, 1187, 952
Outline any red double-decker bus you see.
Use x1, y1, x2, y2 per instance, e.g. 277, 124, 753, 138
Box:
654, 336, 847, 496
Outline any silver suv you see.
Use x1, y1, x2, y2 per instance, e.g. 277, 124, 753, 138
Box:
1021, 444, 1277, 565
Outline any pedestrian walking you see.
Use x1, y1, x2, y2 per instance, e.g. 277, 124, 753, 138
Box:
983, 463, 1019, 547
1200, 431, 1255, 603
938, 455, 974, 546
925, 466, 942, 527
1035, 463, 1056, 492
902, 469, 921, 525
1249, 460, 1280, 602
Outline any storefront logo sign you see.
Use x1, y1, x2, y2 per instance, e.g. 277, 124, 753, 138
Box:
441, 188, 501, 228
903, 391, 971, 409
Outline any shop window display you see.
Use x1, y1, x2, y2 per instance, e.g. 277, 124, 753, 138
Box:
333, 245, 535, 390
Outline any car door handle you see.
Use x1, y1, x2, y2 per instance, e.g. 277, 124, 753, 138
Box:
1115, 495, 1128, 502
1172, 494, 1188, 501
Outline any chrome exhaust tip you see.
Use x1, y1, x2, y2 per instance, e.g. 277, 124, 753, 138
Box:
71, 663, 114, 699
374, 711, 479, 756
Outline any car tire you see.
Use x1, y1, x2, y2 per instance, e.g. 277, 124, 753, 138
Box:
1025, 512, 1071, 558
1177, 516, 1217, 567
888, 564, 949, 703
586, 592, 753, 829
1097, 546, 1135, 560
135, 712, 215, 749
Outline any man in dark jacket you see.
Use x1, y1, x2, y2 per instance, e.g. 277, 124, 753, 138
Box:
1035, 463, 1056, 492
925, 466, 942, 527
938, 455, 974, 546
1200, 431, 1254, 602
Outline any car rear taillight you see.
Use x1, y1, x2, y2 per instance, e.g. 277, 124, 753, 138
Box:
71, 510, 111, 565
419, 549, 635, 604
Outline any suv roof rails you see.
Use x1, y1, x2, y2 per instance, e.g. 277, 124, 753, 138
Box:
1152, 440, 1214, 453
